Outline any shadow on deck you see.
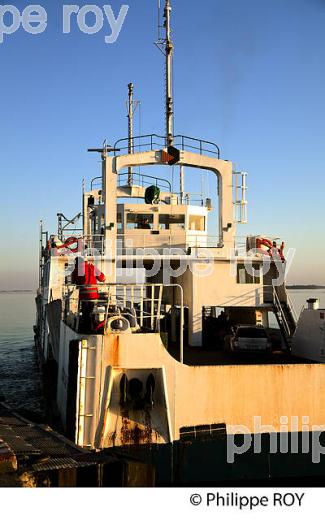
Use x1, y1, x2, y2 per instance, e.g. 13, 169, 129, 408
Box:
167, 328, 315, 366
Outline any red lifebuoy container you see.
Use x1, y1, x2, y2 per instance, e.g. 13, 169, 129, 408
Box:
63, 237, 79, 252
256, 237, 273, 251
55, 236, 79, 253
256, 237, 285, 262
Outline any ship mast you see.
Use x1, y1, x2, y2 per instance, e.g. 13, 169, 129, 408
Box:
127, 82, 134, 186
165, 0, 174, 147
156, 0, 174, 147
126, 82, 140, 186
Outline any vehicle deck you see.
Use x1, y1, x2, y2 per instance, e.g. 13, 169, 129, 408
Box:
168, 344, 314, 366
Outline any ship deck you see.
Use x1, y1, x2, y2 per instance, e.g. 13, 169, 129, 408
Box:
168, 344, 313, 366
167, 328, 315, 366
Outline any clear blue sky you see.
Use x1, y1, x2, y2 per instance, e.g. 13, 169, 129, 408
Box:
1, 0, 324, 289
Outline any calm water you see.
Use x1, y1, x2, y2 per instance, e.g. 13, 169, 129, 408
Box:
0, 292, 43, 414
288, 289, 325, 315
0, 289, 324, 414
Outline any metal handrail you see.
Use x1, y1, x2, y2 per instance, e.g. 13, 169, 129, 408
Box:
47, 233, 226, 258
174, 135, 220, 158
118, 172, 172, 192
113, 133, 220, 158
63, 282, 184, 363
286, 290, 298, 323
90, 176, 102, 190
48, 233, 276, 258
114, 134, 166, 153
115, 234, 222, 255
273, 287, 291, 337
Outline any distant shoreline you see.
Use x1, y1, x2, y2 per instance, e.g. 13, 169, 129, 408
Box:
0, 286, 324, 293
0, 290, 34, 293
287, 285, 325, 290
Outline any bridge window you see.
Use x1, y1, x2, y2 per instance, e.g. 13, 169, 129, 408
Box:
237, 263, 261, 284
189, 215, 206, 231
126, 213, 154, 230
117, 212, 122, 231
159, 214, 185, 230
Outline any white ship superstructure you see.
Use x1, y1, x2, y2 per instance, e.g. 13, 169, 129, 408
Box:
35, 0, 325, 484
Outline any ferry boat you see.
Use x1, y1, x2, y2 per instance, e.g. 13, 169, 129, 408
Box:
35, 0, 325, 485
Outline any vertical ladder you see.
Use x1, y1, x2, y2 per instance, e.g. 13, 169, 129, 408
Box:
76, 339, 97, 448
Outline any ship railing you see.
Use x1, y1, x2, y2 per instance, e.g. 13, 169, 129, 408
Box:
234, 236, 248, 256
116, 234, 270, 257
83, 235, 105, 254
115, 234, 270, 257
46, 235, 106, 256
90, 176, 102, 190
265, 285, 297, 336
62, 283, 165, 333
62, 283, 185, 362
89, 173, 210, 206
296, 304, 306, 321
264, 285, 298, 325
46, 234, 222, 258
272, 287, 292, 337
285, 290, 298, 323
46, 234, 213, 257
113, 134, 221, 159
115, 234, 223, 256
118, 172, 172, 192
47, 233, 264, 259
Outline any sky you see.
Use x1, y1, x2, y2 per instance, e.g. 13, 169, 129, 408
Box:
0, 0, 325, 290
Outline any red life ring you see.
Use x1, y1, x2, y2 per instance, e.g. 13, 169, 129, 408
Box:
256, 238, 285, 262
64, 237, 79, 252
256, 237, 273, 251
56, 237, 79, 253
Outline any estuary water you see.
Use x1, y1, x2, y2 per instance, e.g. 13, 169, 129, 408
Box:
0, 289, 324, 415
0, 291, 43, 414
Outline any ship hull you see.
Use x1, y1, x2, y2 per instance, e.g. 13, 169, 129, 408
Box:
34, 314, 325, 485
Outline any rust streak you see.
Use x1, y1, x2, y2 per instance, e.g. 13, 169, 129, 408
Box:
120, 412, 155, 446
110, 335, 120, 366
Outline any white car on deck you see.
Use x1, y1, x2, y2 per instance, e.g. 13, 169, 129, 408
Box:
229, 325, 272, 353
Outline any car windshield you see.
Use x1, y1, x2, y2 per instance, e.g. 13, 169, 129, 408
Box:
236, 327, 267, 338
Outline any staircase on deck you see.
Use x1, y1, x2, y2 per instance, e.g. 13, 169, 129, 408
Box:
273, 288, 297, 348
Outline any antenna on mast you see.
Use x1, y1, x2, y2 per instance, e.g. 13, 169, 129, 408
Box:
155, 0, 174, 147
126, 82, 140, 186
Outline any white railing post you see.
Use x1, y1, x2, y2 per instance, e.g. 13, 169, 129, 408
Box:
65, 282, 184, 360
140, 285, 144, 328
286, 290, 298, 323
180, 286, 184, 364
